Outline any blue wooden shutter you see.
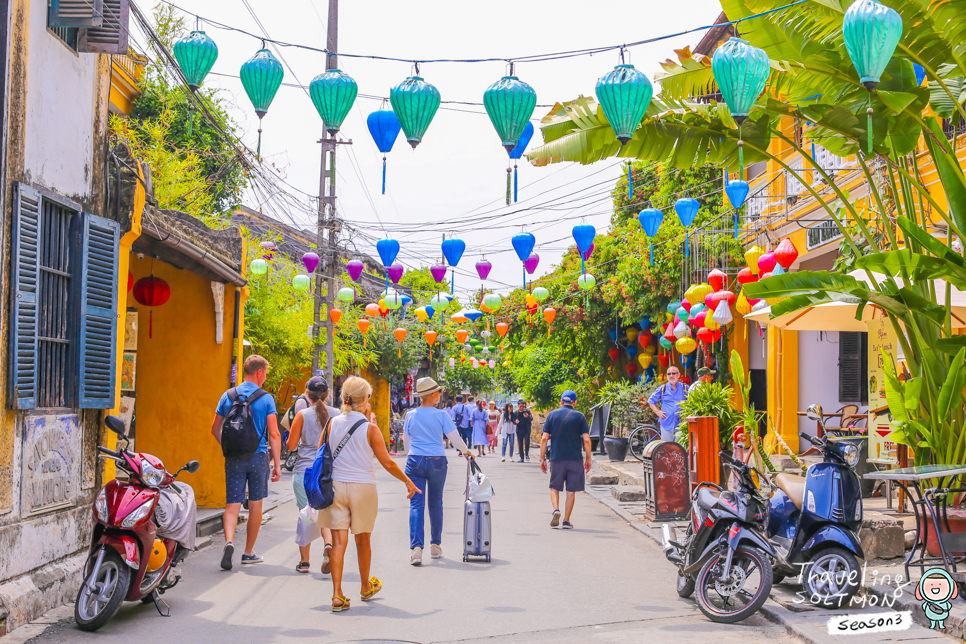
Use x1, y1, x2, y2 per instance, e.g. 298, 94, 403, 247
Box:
75, 213, 119, 409
49, 0, 103, 27
78, 0, 129, 54
9, 183, 41, 409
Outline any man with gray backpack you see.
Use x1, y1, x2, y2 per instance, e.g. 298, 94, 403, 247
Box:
211, 355, 281, 570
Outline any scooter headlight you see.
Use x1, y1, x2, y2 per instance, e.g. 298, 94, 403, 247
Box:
95, 488, 108, 522
841, 443, 860, 467
120, 502, 153, 528
140, 458, 165, 488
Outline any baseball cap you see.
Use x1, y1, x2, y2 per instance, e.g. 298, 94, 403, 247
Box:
561, 390, 577, 404
306, 376, 329, 393
697, 367, 716, 378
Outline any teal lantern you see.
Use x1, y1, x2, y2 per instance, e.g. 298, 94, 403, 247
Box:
596, 61, 653, 144
711, 38, 770, 126
173, 31, 218, 91
240, 47, 284, 158
390, 73, 441, 149
310, 69, 358, 134
483, 70, 537, 153
843, 0, 903, 91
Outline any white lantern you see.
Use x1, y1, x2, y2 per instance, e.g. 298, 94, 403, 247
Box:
712, 299, 734, 326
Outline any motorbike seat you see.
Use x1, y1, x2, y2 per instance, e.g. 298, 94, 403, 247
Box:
776, 473, 806, 510
696, 486, 721, 512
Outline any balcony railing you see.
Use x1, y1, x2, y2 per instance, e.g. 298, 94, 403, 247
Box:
112, 50, 147, 83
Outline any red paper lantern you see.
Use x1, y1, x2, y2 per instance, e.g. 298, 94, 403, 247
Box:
639, 330, 652, 349
712, 290, 736, 307
708, 268, 727, 292
133, 276, 170, 307
680, 299, 692, 312
774, 238, 799, 269
626, 363, 639, 377
658, 354, 670, 369
681, 375, 692, 385
697, 327, 714, 343
737, 267, 757, 285
711, 329, 722, 342
758, 251, 777, 274
608, 347, 620, 362
127, 271, 134, 292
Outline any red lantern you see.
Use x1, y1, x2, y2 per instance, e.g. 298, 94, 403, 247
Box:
681, 375, 692, 385
680, 299, 692, 312
712, 290, 736, 307
658, 354, 670, 369
639, 330, 652, 349
774, 238, 799, 269
737, 268, 758, 285
133, 275, 170, 339
127, 271, 134, 292
697, 327, 714, 344
626, 363, 639, 378
708, 268, 727, 292
664, 325, 676, 342
711, 329, 722, 342
608, 347, 620, 362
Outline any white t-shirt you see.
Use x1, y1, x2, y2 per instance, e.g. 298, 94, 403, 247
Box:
326, 410, 377, 485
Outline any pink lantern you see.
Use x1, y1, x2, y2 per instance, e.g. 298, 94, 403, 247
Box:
302, 252, 320, 274
712, 290, 736, 308
388, 263, 404, 284
758, 251, 777, 274
346, 260, 364, 282
737, 267, 757, 285
524, 253, 540, 275
430, 265, 447, 283
476, 259, 492, 280
694, 310, 708, 328
704, 293, 715, 309
680, 299, 692, 312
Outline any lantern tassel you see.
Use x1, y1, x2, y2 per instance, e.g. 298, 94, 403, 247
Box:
399, 347, 402, 358
256, 117, 263, 161
867, 104, 874, 155
649, 241, 654, 267
149, 310, 153, 339
382, 156, 387, 195
506, 167, 511, 206
628, 163, 632, 201
514, 163, 518, 203
685, 232, 690, 258
363, 336, 367, 349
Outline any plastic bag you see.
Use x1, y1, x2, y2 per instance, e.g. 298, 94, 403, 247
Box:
295, 504, 321, 546
467, 461, 495, 502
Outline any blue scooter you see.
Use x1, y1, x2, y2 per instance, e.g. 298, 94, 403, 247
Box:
767, 404, 864, 607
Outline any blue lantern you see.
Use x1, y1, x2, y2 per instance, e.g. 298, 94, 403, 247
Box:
464, 309, 484, 322
441, 239, 465, 267
425, 304, 436, 319
681, 353, 695, 369
843, 0, 903, 91
572, 224, 595, 275
626, 345, 639, 359
366, 110, 402, 194
640, 316, 651, 330
507, 121, 534, 203
376, 239, 400, 268
400, 294, 412, 308
608, 329, 618, 342
512, 232, 536, 288
725, 180, 750, 210
638, 208, 664, 237
675, 198, 700, 227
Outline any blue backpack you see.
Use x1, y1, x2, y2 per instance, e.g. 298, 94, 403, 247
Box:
304, 418, 368, 510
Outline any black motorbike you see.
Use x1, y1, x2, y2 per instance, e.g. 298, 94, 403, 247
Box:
662, 451, 775, 623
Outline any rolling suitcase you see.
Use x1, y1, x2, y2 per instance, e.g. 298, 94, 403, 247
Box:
463, 461, 492, 562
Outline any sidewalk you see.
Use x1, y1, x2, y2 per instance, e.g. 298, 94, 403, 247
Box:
586, 455, 962, 643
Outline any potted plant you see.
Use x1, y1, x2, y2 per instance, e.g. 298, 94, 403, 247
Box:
598, 381, 656, 461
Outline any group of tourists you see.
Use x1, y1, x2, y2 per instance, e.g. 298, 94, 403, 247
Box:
210, 356, 593, 612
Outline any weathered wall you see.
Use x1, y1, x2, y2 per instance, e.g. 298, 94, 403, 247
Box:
364, 369, 391, 445
127, 254, 240, 508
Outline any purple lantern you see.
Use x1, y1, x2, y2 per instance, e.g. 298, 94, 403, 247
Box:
388, 263, 404, 284
302, 252, 320, 274
430, 264, 447, 283
581, 243, 594, 261
476, 259, 492, 280
346, 260, 364, 282
524, 253, 540, 275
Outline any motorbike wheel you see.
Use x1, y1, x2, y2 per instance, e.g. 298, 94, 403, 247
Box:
802, 547, 860, 609
677, 570, 696, 598
284, 451, 298, 472
696, 545, 773, 624
75, 550, 132, 632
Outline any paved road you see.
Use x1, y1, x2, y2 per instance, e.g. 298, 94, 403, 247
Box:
31, 453, 802, 644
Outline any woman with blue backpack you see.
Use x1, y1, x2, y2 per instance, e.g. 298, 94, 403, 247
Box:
316, 376, 419, 612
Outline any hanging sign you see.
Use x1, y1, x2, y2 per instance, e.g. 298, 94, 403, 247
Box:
867, 318, 898, 464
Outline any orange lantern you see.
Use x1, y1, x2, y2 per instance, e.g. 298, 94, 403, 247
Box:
364, 303, 380, 317
329, 308, 342, 324
543, 307, 556, 337
394, 327, 408, 357
425, 330, 438, 359
357, 318, 371, 347
456, 329, 469, 344
496, 322, 509, 337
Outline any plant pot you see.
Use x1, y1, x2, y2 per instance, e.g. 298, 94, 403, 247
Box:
918, 507, 966, 558
603, 436, 629, 462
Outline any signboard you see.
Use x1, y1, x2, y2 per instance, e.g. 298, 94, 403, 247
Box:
867, 319, 898, 464
21, 414, 81, 516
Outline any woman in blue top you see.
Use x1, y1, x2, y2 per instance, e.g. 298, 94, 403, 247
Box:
403, 378, 472, 566
471, 400, 489, 457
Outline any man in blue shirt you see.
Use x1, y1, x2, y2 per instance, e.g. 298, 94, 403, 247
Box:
450, 395, 472, 455
540, 391, 591, 529
648, 366, 690, 442
211, 355, 280, 569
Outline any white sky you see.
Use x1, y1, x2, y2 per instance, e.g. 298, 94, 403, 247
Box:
140, 0, 723, 301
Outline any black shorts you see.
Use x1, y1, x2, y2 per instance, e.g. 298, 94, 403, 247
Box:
549, 460, 585, 492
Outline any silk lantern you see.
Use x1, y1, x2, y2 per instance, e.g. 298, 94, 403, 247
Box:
774, 237, 799, 269
736, 291, 753, 316
708, 268, 727, 292
483, 72, 537, 153
533, 286, 550, 302
391, 73, 441, 148
367, 110, 402, 193
572, 224, 595, 275
608, 347, 620, 362
133, 275, 170, 339
310, 69, 358, 134
456, 329, 469, 344
626, 363, 639, 378
712, 300, 734, 326
639, 329, 652, 349
543, 307, 556, 337
512, 232, 536, 289
240, 48, 284, 157
415, 307, 428, 323
711, 37, 769, 176
577, 274, 596, 290
424, 330, 438, 359
357, 318, 371, 347
676, 336, 697, 354
596, 61, 653, 144
292, 274, 310, 291
626, 345, 639, 360
174, 30, 218, 91
638, 353, 652, 369
329, 308, 342, 324
745, 245, 764, 274
388, 263, 404, 284
658, 354, 670, 369
337, 287, 355, 303
507, 121, 534, 203
758, 251, 777, 275
365, 303, 381, 318
725, 180, 750, 210
675, 198, 700, 227
737, 267, 757, 285
626, 327, 639, 343
483, 293, 502, 311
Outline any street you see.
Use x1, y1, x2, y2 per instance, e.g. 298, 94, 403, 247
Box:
27, 454, 802, 644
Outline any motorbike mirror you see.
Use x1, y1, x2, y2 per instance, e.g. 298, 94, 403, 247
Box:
104, 415, 126, 436
185, 460, 201, 474
805, 404, 824, 423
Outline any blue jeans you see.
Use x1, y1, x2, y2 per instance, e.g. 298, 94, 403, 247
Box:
405, 455, 448, 549
458, 426, 471, 450
501, 434, 515, 459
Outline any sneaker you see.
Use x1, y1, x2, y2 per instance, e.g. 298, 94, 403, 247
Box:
550, 510, 561, 528
526, 456, 531, 462
241, 553, 263, 564
431, 544, 442, 559
321, 544, 332, 575
220, 542, 234, 570
562, 521, 574, 529
518, 459, 525, 463
502, 457, 506, 462
411, 547, 423, 566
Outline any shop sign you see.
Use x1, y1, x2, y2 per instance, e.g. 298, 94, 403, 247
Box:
867, 319, 898, 464
21, 414, 81, 516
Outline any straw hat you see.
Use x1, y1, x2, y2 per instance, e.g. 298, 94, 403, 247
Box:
414, 377, 442, 397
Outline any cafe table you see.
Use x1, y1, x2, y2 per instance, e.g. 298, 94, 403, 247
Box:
865, 465, 966, 581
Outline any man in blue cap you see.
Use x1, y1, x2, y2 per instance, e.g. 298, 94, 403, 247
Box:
539, 390, 591, 529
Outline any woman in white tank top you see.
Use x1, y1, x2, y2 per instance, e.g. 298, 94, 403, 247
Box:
319, 376, 419, 612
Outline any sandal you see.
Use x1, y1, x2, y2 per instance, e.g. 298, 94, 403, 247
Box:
360, 576, 382, 601
321, 543, 332, 575
331, 595, 350, 612
295, 561, 310, 574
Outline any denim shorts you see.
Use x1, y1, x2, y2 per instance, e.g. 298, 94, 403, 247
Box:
225, 452, 269, 504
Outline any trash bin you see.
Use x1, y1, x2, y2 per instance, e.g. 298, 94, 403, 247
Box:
641, 440, 689, 521
687, 416, 721, 493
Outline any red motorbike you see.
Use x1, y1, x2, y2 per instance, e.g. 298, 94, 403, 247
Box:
75, 415, 200, 632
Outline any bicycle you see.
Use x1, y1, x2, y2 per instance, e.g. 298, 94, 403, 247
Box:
627, 424, 660, 461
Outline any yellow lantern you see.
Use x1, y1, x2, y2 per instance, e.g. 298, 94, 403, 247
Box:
525, 293, 537, 308
692, 283, 712, 303
626, 327, 639, 342
415, 307, 428, 323
684, 284, 701, 305
675, 336, 697, 354
736, 291, 752, 316
704, 316, 720, 331
644, 344, 656, 355
638, 353, 652, 368
745, 245, 764, 274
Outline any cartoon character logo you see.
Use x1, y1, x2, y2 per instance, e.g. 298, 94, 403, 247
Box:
915, 568, 959, 629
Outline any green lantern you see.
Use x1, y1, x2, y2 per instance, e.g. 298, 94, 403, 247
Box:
310, 69, 358, 134
711, 38, 770, 126
173, 31, 218, 91
577, 274, 596, 290
843, 0, 902, 91
390, 74, 441, 149
595, 63, 653, 144
292, 274, 311, 291
337, 287, 355, 303
240, 48, 284, 158
532, 286, 550, 302
250, 258, 268, 275
483, 73, 537, 153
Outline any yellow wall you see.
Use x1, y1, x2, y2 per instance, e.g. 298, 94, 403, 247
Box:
128, 254, 241, 508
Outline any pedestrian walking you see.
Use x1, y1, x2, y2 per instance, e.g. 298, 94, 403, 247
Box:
285, 376, 340, 574
513, 400, 534, 462
647, 366, 690, 442
319, 376, 420, 612
451, 395, 472, 455
210, 355, 281, 570
402, 378, 473, 566
486, 401, 500, 454
471, 400, 488, 458
499, 403, 515, 462
540, 391, 591, 529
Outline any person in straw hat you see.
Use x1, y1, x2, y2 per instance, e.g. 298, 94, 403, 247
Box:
402, 377, 473, 566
